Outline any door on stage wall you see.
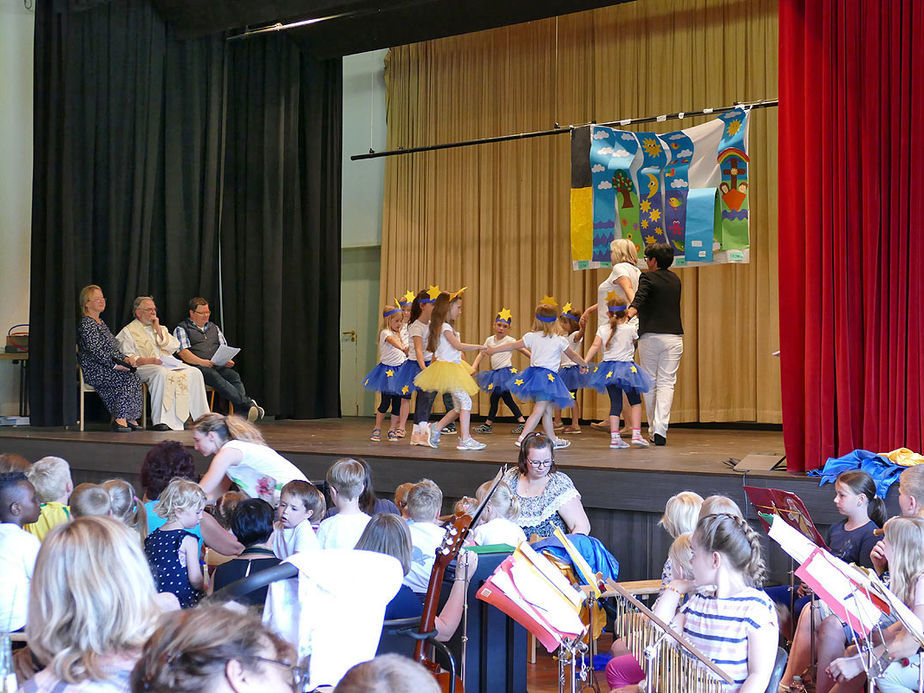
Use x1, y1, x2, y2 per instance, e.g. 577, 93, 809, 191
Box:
340, 245, 380, 417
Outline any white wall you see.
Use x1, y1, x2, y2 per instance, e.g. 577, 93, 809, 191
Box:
0, 1, 34, 416
340, 50, 387, 417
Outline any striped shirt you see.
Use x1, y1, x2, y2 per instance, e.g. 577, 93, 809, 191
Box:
680, 587, 777, 691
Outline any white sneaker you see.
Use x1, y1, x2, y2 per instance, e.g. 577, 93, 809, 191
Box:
631, 435, 650, 448
610, 437, 630, 449
553, 438, 571, 449
427, 424, 441, 449
457, 438, 486, 451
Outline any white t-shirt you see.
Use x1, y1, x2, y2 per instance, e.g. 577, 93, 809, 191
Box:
559, 332, 583, 368
469, 518, 527, 547
0, 523, 40, 631
485, 334, 516, 369
222, 440, 308, 505
433, 322, 462, 364
405, 521, 446, 593
522, 331, 571, 370
597, 262, 641, 324
316, 512, 371, 550
378, 329, 407, 367
274, 519, 321, 560
595, 322, 639, 362
407, 320, 432, 362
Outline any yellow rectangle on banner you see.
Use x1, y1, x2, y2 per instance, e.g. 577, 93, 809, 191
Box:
570, 187, 593, 264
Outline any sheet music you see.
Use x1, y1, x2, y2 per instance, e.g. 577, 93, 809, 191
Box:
768, 514, 818, 564
210, 344, 241, 365
796, 549, 883, 637
157, 354, 187, 370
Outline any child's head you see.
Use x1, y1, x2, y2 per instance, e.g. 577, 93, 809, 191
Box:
399, 290, 414, 322
406, 479, 443, 523
558, 306, 580, 336
659, 491, 704, 538
698, 495, 743, 522
102, 479, 148, 539
426, 292, 457, 353
355, 513, 413, 577
232, 499, 276, 547
70, 483, 113, 519
278, 480, 326, 529
454, 496, 477, 516
394, 482, 415, 518
692, 513, 766, 588
476, 480, 520, 523
0, 452, 31, 475
0, 472, 40, 526
899, 465, 924, 517
883, 516, 924, 606
326, 458, 366, 503
411, 288, 436, 323
531, 303, 561, 337
212, 491, 248, 530
667, 532, 694, 581
606, 297, 629, 332
493, 309, 512, 337
382, 305, 403, 333
27, 456, 73, 503
154, 478, 207, 528
834, 470, 886, 526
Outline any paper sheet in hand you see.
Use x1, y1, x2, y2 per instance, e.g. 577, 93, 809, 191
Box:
157, 354, 187, 370
795, 548, 883, 638
210, 344, 241, 365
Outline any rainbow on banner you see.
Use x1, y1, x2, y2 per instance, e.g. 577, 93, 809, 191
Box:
569, 109, 751, 270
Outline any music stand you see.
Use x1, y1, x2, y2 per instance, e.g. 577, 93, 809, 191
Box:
601, 580, 734, 691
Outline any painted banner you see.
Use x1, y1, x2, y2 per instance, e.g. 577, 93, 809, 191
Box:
570, 108, 751, 269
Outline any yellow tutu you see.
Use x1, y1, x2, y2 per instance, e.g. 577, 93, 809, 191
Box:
414, 360, 480, 396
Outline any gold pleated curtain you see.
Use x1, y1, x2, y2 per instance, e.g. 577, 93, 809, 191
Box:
380, 0, 780, 423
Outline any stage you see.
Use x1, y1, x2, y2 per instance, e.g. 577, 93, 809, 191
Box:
0, 418, 892, 582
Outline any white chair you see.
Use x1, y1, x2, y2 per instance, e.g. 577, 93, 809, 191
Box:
78, 364, 147, 431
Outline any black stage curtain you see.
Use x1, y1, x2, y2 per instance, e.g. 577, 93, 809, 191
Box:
29, 0, 342, 425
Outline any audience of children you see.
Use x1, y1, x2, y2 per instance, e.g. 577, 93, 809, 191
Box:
656, 490, 703, 589
326, 458, 401, 518
103, 478, 148, 541
144, 478, 207, 608
273, 479, 324, 558
69, 482, 113, 518
316, 458, 372, 550
211, 498, 281, 607
0, 472, 41, 633
403, 479, 447, 593
23, 456, 73, 541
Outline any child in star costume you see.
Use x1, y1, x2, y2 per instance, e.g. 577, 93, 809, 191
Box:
486, 298, 589, 450
413, 288, 487, 451
584, 294, 652, 449
554, 302, 587, 435
362, 304, 409, 442
471, 308, 530, 435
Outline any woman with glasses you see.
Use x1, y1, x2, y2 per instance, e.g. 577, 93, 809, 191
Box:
501, 433, 591, 539
131, 604, 303, 693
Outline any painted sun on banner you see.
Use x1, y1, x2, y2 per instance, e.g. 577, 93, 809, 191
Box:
570, 108, 751, 269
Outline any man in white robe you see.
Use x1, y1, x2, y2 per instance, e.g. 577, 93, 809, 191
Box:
117, 296, 209, 431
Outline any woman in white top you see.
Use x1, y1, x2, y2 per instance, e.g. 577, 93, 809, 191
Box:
194, 413, 307, 504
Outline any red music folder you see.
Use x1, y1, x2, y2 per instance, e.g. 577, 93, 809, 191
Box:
743, 485, 828, 548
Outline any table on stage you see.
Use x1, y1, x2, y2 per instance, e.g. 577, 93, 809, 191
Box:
0, 352, 29, 417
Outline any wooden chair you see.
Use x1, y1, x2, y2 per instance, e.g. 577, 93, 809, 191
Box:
205, 385, 233, 415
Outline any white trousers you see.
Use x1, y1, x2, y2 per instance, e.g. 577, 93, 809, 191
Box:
877, 659, 923, 693
637, 333, 684, 438
136, 364, 209, 430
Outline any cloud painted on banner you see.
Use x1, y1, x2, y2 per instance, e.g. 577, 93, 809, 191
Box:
670, 179, 689, 188
613, 149, 630, 157
592, 131, 610, 140
620, 133, 636, 141
597, 181, 613, 189
669, 133, 686, 140
591, 164, 605, 173
597, 147, 614, 155
676, 149, 693, 158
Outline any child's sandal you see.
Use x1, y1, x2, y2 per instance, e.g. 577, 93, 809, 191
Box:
370, 428, 382, 442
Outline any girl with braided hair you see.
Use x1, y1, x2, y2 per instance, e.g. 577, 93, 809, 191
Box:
605, 513, 778, 692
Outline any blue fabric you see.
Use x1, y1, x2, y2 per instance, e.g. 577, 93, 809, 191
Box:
587, 360, 652, 394
475, 367, 517, 394
511, 366, 575, 409
393, 359, 426, 394
806, 449, 900, 497
558, 365, 587, 392
532, 534, 620, 584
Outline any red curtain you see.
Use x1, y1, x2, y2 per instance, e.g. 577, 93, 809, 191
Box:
779, 0, 924, 472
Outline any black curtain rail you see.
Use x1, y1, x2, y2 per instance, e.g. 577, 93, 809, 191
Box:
350, 98, 778, 161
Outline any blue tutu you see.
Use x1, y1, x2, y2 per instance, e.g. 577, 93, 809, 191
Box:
475, 367, 519, 394
362, 362, 407, 395
558, 365, 587, 392
588, 360, 652, 395
392, 359, 424, 395
510, 367, 576, 409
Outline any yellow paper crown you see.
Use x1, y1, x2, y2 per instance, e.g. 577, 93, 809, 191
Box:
426, 285, 442, 301
497, 307, 513, 322
561, 301, 573, 314
449, 286, 468, 301
539, 295, 558, 307
605, 290, 619, 304
401, 290, 416, 305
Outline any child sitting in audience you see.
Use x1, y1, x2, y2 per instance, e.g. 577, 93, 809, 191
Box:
211, 490, 247, 530
69, 482, 112, 518
103, 478, 148, 541
657, 490, 703, 589
698, 494, 743, 521
212, 498, 281, 607
144, 478, 207, 608
23, 455, 73, 541
316, 458, 371, 550
0, 472, 41, 633
405, 479, 446, 593
467, 480, 526, 547
274, 479, 325, 559
0, 452, 30, 474
453, 496, 477, 516
394, 482, 415, 519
